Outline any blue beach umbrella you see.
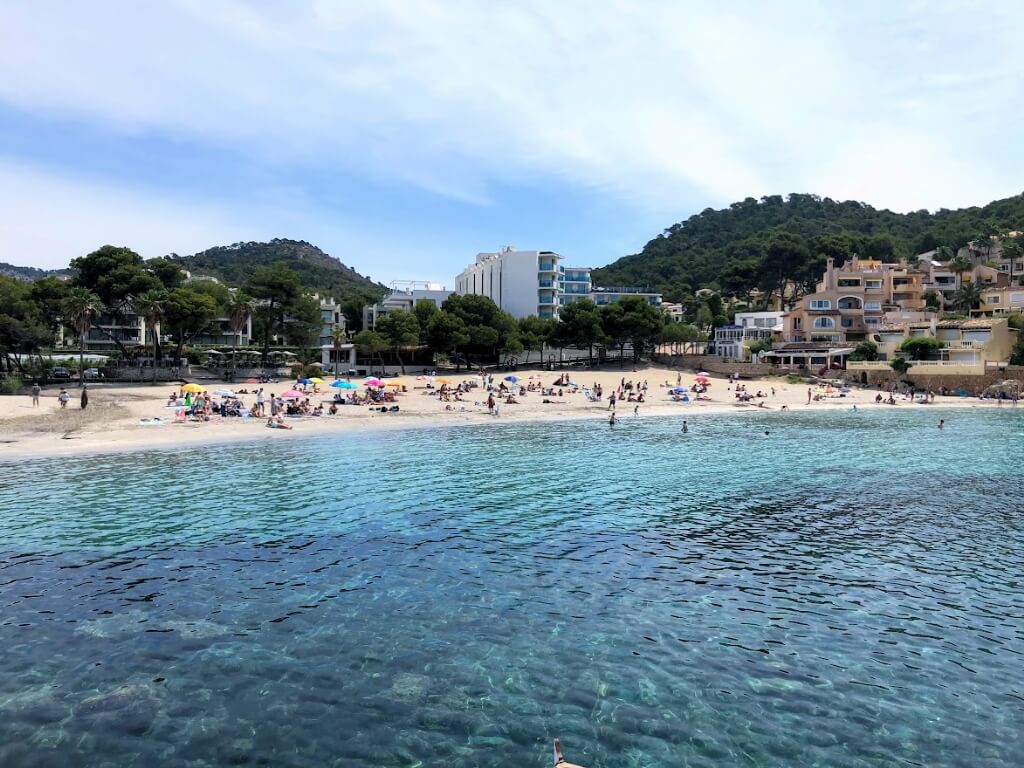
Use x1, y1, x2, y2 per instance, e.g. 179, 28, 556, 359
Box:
297, 378, 313, 385
670, 386, 688, 394
331, 380, 357, 389
504, 375, 520, 383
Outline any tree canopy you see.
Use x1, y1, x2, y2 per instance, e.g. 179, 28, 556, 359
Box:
593, 192, 1024, 303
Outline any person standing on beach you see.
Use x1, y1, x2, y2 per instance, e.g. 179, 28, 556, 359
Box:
487, 393, 495, 414
608, 393, 616, 411
80, 385, 88, 410
30, 382, 41, 407
633, 404, 639, 417
807, 388, 813, 404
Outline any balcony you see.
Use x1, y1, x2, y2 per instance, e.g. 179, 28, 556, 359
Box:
847, 360, 892, 371
538, 293, 556, 305
943, 340, 986, 349
538, 262, 558, 273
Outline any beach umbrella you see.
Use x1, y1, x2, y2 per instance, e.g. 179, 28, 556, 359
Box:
280, 389, 304, 399
364, 377, 384, 387
309, 377, 324, 384
181, 383, 204, 393
214, 389, 236, 397
435, 377, 451, 384
695, 375, 711, 383
696, 371, 710, 377
330, 380, 357, 389
297, 377, 313, 385
504, 375, 520, 383
670, 386, 688, 394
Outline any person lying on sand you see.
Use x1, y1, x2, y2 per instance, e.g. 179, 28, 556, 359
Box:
266, 416, 293, 430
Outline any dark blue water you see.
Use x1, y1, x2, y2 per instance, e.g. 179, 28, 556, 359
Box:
1, 409, 1023, 767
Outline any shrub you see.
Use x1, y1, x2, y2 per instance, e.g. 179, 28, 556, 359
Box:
900, 337, 944, 360
0, 375, 24, 395
849, 341, 879, 362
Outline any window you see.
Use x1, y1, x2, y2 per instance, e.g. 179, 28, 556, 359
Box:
792, 318, 802, 329
988, 295, 1000, 304
865, 318, 880, 326
865, 280, 882, 290
841, 318, 854, 327
1012, 293, 1024, 303
813, 317, 835, 329
864, 301, 881, 310
809, 299, 831, 310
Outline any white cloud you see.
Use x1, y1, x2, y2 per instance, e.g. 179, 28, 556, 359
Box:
0, 0, 1022, 230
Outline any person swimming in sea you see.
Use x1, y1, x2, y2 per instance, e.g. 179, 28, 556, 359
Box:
608, 413, 617, 426
681, 420, 688, 433
938, 419, 945, 429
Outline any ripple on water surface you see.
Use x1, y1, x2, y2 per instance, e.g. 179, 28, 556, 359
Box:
1, 408, 1023, 767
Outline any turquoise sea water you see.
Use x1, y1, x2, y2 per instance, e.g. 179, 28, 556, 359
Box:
1, 408, 1023, 767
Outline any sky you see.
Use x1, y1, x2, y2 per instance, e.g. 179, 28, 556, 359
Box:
1, 1, 1022, 286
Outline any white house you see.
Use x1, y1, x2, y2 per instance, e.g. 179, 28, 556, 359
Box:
713, 311, 783, 360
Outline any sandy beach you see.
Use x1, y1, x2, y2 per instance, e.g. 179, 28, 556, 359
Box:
0, 365, 1010, 459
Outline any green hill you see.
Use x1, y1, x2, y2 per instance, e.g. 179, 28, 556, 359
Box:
170, 238, 385, 303
593, 192, 1024, 302
0, 262, 71, 282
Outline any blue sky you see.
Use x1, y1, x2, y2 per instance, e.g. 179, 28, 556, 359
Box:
1, 1, 1022, 286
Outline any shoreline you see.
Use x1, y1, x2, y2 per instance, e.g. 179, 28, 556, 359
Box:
1, 385, 1016, 461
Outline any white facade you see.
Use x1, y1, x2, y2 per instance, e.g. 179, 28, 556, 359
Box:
455, 247, 562, 319
364, 281, 454, 330
734, 311, 784, 332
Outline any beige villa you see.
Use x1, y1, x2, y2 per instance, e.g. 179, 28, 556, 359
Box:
847, 317, 1016, 377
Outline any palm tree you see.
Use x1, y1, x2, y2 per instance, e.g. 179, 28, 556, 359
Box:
947, 254, 974, 290
227, 292, 254, 377
61, 288, 101, 387
329, 325, 347, 379
1001, 237, 1023, 285
951, 282, 983, 313
934, 245, 956, 263
971, 235, 993, 262
133, 290, 167, 384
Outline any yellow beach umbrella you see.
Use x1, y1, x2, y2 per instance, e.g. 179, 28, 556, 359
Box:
435, 377, 451, 384
309, 377, 324, 384
181, 383, 204, 393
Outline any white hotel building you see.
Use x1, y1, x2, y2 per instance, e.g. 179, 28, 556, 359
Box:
455, 247, 563, 319
455, 247, 662, 319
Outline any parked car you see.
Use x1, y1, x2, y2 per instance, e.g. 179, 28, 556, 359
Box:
50, 366, 71, 380
83, 368, 102, 380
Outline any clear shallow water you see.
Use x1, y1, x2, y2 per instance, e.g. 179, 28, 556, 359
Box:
1, 408, 1023, 768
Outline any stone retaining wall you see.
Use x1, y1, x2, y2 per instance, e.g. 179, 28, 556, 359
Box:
654, 355, 778, 377
857, 365, 1024, 394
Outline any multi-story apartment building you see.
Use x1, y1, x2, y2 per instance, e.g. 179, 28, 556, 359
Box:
784, 257, 929, 344
363, 282, 454, 330
455, 247, 563, 319
589, 286, 663, 307
559, 267, 592, 306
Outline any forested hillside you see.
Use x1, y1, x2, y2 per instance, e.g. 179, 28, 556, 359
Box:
592, 192, 1024, 303
170, 239, 385, 305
